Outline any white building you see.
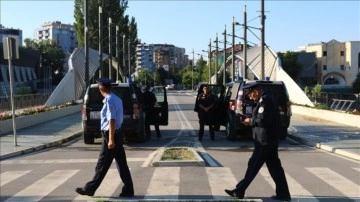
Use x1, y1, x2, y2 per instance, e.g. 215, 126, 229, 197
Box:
34, 21, 77, 53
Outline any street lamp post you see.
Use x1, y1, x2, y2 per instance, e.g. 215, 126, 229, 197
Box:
98, 6, 103, 78
192, 48, 194, 91
116, 25, 119, 82
223, 25, 226, 85
128, 39, 131, 82
122, 35, 126, 75
108, 17, 112, 80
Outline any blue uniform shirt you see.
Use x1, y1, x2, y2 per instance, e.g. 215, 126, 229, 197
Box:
100, 93, 123, 131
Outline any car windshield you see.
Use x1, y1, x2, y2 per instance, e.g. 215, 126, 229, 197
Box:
88, 87, 133, 113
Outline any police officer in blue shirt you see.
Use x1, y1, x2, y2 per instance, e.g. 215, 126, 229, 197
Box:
76, 78, 134, 198
225, 83, 291, 201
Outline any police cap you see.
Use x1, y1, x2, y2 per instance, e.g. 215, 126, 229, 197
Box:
96, 78, 113, 85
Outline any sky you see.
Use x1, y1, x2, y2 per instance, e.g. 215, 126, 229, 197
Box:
1, 0, 359, 58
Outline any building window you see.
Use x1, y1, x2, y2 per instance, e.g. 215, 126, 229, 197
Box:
340, 65, 345, 70
340, 51, 344, 56
323, 65, 327, 70
323, 51, 327, 56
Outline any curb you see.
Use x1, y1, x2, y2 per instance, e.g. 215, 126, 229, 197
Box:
0, 131, 82, 160
287, 134, 360, 161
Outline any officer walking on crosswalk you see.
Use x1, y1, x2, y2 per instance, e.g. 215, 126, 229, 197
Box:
225, 83, 291, 201
75, 78, 134, 198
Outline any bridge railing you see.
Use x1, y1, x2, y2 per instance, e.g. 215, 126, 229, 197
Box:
308, 92, 360, 112
0, 94, 51, 112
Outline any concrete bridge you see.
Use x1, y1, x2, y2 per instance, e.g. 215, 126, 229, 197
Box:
45, 46, 314, 107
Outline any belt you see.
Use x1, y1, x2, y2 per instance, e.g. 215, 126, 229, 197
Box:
101, 129, 120, 134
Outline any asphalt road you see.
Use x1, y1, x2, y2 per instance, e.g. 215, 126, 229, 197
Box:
0, 91, 359, 202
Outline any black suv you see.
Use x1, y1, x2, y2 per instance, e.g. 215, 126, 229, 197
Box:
196, 80, 292, 141
81, 83, 168, 144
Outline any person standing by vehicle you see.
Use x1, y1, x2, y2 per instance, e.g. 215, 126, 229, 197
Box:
196, 85, 216, 141
75, 78, 134, 198
225, 84, 291, 201
143, 85, 161, 138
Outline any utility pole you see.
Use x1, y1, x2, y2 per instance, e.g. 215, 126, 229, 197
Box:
261, 0, 265, 80
232, 17, 235, 81
108, 17, 112, 79
192, 48, 194, 91
209, 39, 212, 84
244, 5, 248, 80
215, 33, 218, 84
128, 39, 131, 82
98, 6, 103, 78
116, 25, 119, 82
84, 0, 89, 88
122, 35, 126, 80
223, 25, 226, 85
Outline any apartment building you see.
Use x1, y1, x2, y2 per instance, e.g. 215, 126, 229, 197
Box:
0, 24, 22, 46
303, 39, 360, 87
135, 43, 187, 72
34, 21, 77, 53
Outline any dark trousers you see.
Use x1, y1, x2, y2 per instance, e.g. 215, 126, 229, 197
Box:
198, 112, 214, 140
235, 141, 290, 197
84, 131, 134, 194
145, 123, 160, 136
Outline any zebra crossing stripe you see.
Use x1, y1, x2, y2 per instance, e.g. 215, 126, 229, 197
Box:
144, 167, 180, 200
74, 168, 121, 200
3, 170, 79, 202
0, 170, 31, 187
353, 167, 360, 172
0, 158, 145, 165
206, 167, 238, 200
306, 167, 360, 197
259, 167, 319, 201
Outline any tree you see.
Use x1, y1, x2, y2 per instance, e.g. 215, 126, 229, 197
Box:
136, 68, 154, 86
23, 39, 66, 86
352, 72, 360, 93
278, 51, 302, 81
73, 0, 138, 77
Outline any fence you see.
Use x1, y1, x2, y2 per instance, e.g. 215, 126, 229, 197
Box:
0, 94, 51, 112
308, 92, 360, 112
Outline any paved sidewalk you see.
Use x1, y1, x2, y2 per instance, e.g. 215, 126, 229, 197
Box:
0, 112, 359, 161
0, 113, 82, 160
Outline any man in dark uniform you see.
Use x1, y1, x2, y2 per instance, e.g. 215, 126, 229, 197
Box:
225, 84, 291, 201
75, 78, 134, 198
143, 85, 161, 138
196, 85, 216, 141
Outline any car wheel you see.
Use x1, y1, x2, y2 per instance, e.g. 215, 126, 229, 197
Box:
83, 133, 94, 144
225, 121, 236, 141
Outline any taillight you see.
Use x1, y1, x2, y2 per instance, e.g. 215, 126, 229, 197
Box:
81, 105, 87, 120
133, 103, 140, 119
236, 99, 243, 112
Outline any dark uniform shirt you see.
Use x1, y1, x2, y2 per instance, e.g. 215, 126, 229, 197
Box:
251, 92, 280, 145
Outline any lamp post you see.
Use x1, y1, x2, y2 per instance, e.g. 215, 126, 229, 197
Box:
108, 17, 112, 79
84, 0, 89, 89
122, 35, 126, 77
116, 25, 119, 82
192, 48, 194, 91
223, 25, 226, 85
128, 39, 131, 82
98, 6, 103, 78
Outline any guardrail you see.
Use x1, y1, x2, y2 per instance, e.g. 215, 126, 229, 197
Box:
0, 94, 51, 112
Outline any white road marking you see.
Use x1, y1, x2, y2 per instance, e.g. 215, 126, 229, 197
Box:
145, 167, 180, 199
306, 167, 360, 198
0, 158, 145, 165
74, 169, 121, 201
259, 167, 319, 202
206, 167, 238, 200
4, 170, 78, 202
0, 170, 31, 187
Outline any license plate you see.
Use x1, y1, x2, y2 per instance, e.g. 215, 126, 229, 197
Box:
246, 106, 252, 114
90, 111, 100, 119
